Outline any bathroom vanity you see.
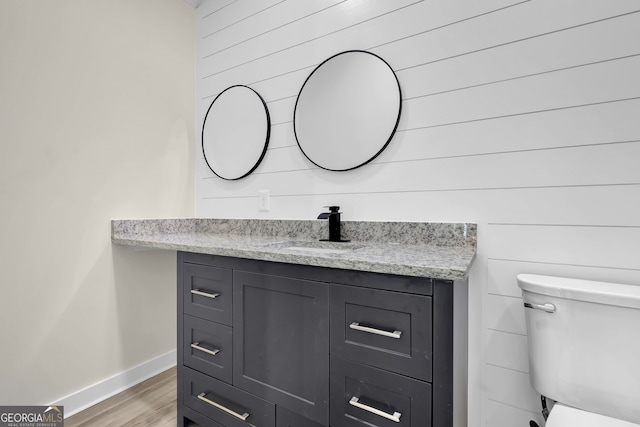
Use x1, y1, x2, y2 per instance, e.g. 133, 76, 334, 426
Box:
111, 219, 476, 427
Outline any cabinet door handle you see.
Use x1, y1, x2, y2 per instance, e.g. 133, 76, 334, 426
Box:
191, 289, 220, 299
191, 342, 220, 356
349, 322, 402, 339
197, 392, 250, 421
349, 396, 402, 423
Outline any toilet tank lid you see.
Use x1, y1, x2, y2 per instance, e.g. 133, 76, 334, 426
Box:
547, 403, 640, 427
517, 274, 640, 309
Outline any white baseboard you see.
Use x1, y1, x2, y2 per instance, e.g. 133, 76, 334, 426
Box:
53, 349, 177, 418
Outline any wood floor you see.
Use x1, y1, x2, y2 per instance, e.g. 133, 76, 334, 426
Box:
65, 367, 177, 427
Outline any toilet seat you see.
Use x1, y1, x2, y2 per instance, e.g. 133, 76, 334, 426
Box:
546, 403, 640, 427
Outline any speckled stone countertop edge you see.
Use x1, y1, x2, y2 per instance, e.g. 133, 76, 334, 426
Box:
111, 218, 477, 281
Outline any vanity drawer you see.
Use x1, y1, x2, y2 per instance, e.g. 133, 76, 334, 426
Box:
183, 315, 232, 384
184, 367, 275, 427
330, 285, 433, 381
183, 263, 233, 325
330, 357, 431, 427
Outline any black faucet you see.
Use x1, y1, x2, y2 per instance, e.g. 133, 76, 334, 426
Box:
317, 206, 350, 242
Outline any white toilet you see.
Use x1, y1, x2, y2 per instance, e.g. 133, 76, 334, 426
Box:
517, 274, 640, 426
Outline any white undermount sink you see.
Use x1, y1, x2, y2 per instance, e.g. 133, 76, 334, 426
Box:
257, 240, 365, 255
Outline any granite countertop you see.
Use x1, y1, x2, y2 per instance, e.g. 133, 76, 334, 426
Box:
111, 218, 477, 281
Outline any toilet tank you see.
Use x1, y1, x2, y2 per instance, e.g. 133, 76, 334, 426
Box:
517, 274, 640, 425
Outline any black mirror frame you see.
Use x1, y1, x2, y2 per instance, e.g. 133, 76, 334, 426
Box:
201, 85, 271, 180
293, 50, 402, 172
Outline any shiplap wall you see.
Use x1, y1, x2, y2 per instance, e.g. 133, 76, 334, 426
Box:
194, 1, 640, 425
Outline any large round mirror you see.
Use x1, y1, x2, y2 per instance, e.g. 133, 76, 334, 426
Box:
293, 50, 402, 171
202, 85, 270, 180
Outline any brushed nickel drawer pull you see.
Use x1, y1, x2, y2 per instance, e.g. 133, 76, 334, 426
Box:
191, 289, 220, 299
349, 396, 401, 423
349, 322, 402, 339
197, 392, 250, 421
191, 342, 220, 356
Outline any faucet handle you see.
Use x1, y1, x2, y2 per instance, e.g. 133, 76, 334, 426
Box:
323, 205, 340, 212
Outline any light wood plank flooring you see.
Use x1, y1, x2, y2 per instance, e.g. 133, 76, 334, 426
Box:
65, 367, 177, 427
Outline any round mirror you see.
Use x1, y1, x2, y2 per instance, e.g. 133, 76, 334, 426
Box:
293, 50, 401, 171
202, 85, 270, 180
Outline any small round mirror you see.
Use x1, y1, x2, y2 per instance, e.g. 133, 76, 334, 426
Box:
202, 85, 270, 180
293, 50, 401, 171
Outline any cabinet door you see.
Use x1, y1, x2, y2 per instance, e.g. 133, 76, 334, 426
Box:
233, 271, 329, 426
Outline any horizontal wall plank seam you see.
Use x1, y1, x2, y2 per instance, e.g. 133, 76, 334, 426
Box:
485, 397, 540, 415
488, 258, 640, 271
266, 94, 298, 104
201, 0, 424, 79
374, 139, 640, 165
371, 0, 529, 52
267, 144, 296, 151
200, 0, 237, 20
486, 293, 521, 300
263, 95, 640, 128
487, 223, 640, 229
239, 65, 316, 92
487, 258, 640, 272
201, 65, 317, 100
486, 327, 526, 337
270, 119, 292, 126
403, 96, 640, 131
211, 139, 640, 175
201, 0, 287, 40
199, 182, 640, 198
403, 53, 640, 102
395, 9, 640, 73
201, 0, 347, 59
486, 362, 528, 375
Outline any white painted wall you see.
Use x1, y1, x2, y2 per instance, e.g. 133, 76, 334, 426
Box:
0, 0, 194, 411
195, 1, 640, 425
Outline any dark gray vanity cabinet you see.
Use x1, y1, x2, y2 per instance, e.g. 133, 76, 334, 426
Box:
177, 251, 458, 427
